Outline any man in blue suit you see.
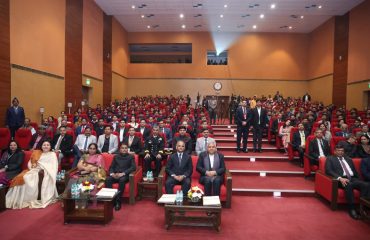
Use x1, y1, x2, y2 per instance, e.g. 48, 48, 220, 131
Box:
6, 98, 25, 138
235, 100, 252, 153
158, 119, 172, 148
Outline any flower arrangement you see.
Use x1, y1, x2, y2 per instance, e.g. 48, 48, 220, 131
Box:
80, 181, 94, 192
187, 186, 204, 202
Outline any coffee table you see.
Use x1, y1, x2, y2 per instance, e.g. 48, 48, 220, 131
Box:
138, 178, 159, 200
60, 185, 118, 224
359, 197, 370, 220
164, 199, 222, 231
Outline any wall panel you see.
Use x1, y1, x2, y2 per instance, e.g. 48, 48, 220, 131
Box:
0, 0, 10, 126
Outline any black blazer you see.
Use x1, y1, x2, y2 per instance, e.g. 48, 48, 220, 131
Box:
325, 155, 359, 179
172, 135, 192, 154
308, 138, 330, 161
235, 106, 252, 127
123, 136, 142, 154
109, 153, 136, 175
292, 130, 309, 149
165, 152, 193, 178
52, 134, 73, 155
0, 151, 24, 180
29, 134, 50, 150
271, 118, 281, 133
6, 106, 25, 128
196, 152, 225, 176
117, 127, 128, 142
251, 107, 268, 127
360, 157, 370, 181
136, 127, 151, 141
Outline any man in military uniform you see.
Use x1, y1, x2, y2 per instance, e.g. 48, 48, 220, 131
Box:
172, 126, 193, 155
208, 96, 217, 125
228, 96, 238, 124
144, 125, 165, 177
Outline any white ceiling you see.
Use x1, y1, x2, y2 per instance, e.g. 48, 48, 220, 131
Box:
95, 0, 364, 33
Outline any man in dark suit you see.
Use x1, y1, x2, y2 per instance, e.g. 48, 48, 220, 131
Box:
52, 126, 73, 164
105, 144, 136, 211
123, 127, 142, 154
158, 120, 172, 148
136, 119, 151, 141
165, 140, 193, 196
338, 135, 357, 158
144, 126, 165, 177
235, 100, 252, 153
302, 92, 311, 102
75, 118, 88, 136
308, 129, 330, 166
335, 123, 351, 138
117, 120, 128, 144
94, 118, 105, 137
172, 126, 192, 154
29, 126, 50, 150
6, 97, 25, 138
326, 145, 370, 220
251, 100, 269, 152
292, 123, 310, 167
271, 113, 283, 136
196, 141, 225, 196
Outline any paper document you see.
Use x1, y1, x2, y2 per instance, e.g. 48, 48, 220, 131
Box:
203, 196, 221, 206
157, 194, 177, 204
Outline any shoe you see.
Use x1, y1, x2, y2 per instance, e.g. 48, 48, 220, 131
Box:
243, 149, 248, 153
236, 149, 241, 153
115, 202, 121, 211
349, 209, 360, 220
258, 149, 262, 153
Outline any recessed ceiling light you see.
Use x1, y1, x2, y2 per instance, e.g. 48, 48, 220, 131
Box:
181, 24, 186, 29
270, 4, 276, 9
217, 25, 221, 28
147, 25, 151, 29
253, 25, 257, 29
131, 5, 136, 9
260, 14, 264, 19
224, 4, 228, 8
141, 15, 145, 18
300, 15, 304, 19
289, 26, 293, 29
179, 13, 184, 18
220, 14, 224, 18
318, 5, 322, 9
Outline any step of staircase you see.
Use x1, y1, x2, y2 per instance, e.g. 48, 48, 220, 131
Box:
227, 161, 304, 177
224, 153, 296, 162
218, 145, 280, 153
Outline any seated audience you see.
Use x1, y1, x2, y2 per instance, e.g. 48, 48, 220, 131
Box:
0, 141, 24, 186
97, 125, 118, 154
325, 144, 370, 220
105, 144, 136, 211
319, 123, 332, 143
338, 135, 358, 158
165, 141, 192, 196
52, 126, 73, 164
292, 123, 309, 167
308, 129, 330, 166
111, 115, 119, 132
279, 119, 292, 154
173, 126, 192, 154
72, 127, 97, 167
196, 141, 225, 196
29, 126, 49, 150
75, 118, 88, 136
123, 127, 143, 154
94, 118, 105, 137
136, 119, 151, 141
271, 113, 283, 136
117, 120, 128, 144
335, 123, 350, 138
76, 143, 105, 188
355, 135, 370, 158
21, 118, 36, 135
128, 116, 139, 129
143, 126, 164, 177
356, 125, 370, 139
6, 140, 58, 209
195, 128, 216, 155
158, 119, 172, 148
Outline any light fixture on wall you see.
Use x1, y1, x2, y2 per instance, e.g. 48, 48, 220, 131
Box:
39, 107, 45, 124
67, 102, 72, 114
81, 101, 85, 112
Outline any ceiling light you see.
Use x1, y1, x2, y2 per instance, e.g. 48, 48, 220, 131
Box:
318, 5, 322, 9
270, 4, 276, 9
181, 24, 186, 29
141, 15, 145, 18
253, 25, 257, 29
260, 14, 264, 19
179, 13, 184, 18
300, 15, 304, 19
289, 26, 293, 29
218, 25, 221, 28
147, 25, 151, 29
131, 5, 135, 9
220, 14, 224, 18
224, 4, 228, 8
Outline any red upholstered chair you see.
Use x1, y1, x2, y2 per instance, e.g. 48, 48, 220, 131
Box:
315, 157, 362, 210
15, 129, 32, 150
330, 136, 346, 154
158, 156, 232, 208
0, 128, 11, 150
267, 118, 276, 143
275, 122, 284, 150
30, 122, 39, 131
303, 135, 319, 176
287, 127, 299, 161
101, 153, 142, 205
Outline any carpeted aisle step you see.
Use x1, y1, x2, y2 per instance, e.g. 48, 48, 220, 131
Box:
226, 161, 304, 177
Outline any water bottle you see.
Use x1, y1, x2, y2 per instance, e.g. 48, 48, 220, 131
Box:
71, 183, 76, 198
179, 190, 183, 205
175, 190, 180, 205
56, 172, 60, 181
61, 170, 65, 180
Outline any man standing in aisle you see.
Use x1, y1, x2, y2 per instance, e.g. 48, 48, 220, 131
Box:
6, 97, 25, 138
235, 100, 252, 153
251, 100, 268, 153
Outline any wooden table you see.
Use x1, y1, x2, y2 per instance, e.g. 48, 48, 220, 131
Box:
56, 179, 66, 195
138, 178, 159, 200
164, 200, 222, 231
359, 197, 370, 220
60, 187, 118, 224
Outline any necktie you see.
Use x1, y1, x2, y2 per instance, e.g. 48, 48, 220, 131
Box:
243, 107, 246, 119
55, 136, 63, 150
204, 138, 208, 149
179, 153, 182, 165
83, 136, 89, 151
129, 136, 133, 146
338, 157, 351, 181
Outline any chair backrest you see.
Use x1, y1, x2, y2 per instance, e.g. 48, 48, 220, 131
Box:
319, 157, 363, 179
192, 156, 200, 179
101, 153, 139, 172
22, 150, 33, 170
0, 128, 11, 150
305, 135, 316, 154
30, 122, 39, 131
289, 127, 299, 142
15, 129, 32, 150
330, 136, 346, 154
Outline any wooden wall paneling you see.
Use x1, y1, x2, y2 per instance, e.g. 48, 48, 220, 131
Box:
0, 0, 10, 127
65, 0, 83, 112
103, 14, 112, 106
332, 13, 349, 107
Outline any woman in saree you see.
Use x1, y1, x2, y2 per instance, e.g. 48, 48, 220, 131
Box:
6, 140, 58, 209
